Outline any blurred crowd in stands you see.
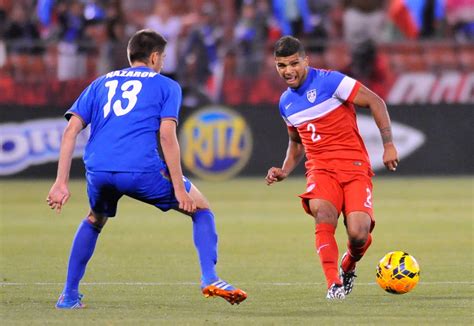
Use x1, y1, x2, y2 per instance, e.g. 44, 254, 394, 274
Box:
0, 0, 473, 106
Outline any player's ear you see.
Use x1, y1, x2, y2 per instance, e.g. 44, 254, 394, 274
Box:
150, 52, 157, 66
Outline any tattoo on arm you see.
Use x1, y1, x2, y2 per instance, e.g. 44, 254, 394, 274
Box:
380, 127, 393, 144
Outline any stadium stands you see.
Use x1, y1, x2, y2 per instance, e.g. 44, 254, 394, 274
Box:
0, 0, 472, 106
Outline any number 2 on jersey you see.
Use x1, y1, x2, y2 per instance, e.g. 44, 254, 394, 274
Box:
307, 123, 321, 142
103, 80, 143, 118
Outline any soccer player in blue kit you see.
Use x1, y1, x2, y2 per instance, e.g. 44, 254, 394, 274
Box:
47, 29, 247, 309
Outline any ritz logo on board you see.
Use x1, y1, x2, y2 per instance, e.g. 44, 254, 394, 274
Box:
179, 106, 253, 180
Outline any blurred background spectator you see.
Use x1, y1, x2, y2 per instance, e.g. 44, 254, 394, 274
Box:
388, 0, 446, 40
272, 0, 311, 37
303, 0, 335, 54
56, 1, 87, 81
233, 0, 268, 76
445, 0, 474, 42
4, 3, 44, 81
144, 1, 184, 80
342, 0, 386, 49
102, 0, 128, 71
178, 1, 223, 102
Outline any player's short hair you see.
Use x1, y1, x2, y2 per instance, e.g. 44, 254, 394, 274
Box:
274, 36, 306, 58
127, 29, 167, 64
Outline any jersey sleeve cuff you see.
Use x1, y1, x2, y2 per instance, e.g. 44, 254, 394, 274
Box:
65, 111, 87, 128
347, 81, 361, 103
161, 116, 179, 125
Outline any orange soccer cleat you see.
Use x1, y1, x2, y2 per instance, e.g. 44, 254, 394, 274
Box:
202, 280, 247, 305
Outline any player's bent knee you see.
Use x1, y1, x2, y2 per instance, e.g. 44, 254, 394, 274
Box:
194, 196, 210, 210
196, 203, 210, 210
87, 211, 108, 228
188, 185, 211, 210
348, 235, 368, 248
347, 224, 370, 244
346, 212, 371, 234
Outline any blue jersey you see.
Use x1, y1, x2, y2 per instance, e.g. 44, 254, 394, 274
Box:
66, 66, 181, 172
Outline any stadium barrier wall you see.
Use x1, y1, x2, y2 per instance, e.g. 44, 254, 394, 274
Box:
0, 104, 472, 179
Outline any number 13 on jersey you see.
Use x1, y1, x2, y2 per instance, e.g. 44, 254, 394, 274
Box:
103, 80, 143, 118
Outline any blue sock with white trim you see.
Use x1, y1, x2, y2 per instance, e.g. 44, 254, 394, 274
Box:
62, 218, 101, 298
191, 209, 218, 286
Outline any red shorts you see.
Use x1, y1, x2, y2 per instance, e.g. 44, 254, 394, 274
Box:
299, 169, 375, 231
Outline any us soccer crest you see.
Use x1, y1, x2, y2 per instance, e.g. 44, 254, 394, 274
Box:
307, 89, 317, 103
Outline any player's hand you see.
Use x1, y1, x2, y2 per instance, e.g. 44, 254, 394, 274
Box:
46, 182, 70, 213
175, 189, 197, 214
383, 143, 399, 172
265, 167, 289, 185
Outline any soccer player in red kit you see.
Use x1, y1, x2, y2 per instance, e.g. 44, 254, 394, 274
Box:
265, 36, 399, 300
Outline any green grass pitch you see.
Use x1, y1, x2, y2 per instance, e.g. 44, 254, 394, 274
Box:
1, 177, 473, 324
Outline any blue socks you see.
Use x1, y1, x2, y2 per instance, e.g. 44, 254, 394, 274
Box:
191, 209, 218, 285
61, 211, 218, 296
62, 218, 101, 298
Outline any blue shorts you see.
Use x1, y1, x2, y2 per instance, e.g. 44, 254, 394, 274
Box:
86, 169, 193, 217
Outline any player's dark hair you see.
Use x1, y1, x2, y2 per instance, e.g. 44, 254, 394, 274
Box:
127, 29, 167, 64
274, 36, 306, 58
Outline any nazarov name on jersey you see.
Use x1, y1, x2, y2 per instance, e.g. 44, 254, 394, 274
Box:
179, 106, 253, 180
105, 70, 158, 78
0, 119, 89, 175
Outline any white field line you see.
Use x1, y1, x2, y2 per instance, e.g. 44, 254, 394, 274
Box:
0, 281, 472, 286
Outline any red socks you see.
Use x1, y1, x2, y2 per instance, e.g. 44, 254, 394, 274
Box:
341, 233, 373, 272
315, 223, 341, 288
315, 224, 373, 287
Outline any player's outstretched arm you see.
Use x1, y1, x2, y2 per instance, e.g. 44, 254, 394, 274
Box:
352, 85, 399, 172
47, 116, 83, 213
266, 128, 304, 185
160, 119, 196, 214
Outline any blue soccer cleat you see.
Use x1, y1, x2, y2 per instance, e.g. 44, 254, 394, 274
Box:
202, 280, 247, 305
55, 293, 85, 309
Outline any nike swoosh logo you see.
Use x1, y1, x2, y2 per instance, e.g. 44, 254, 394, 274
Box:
317, 244, 329, 254
285, 103, 292, 109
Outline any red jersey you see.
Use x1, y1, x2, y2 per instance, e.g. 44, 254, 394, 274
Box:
279, 68, 372, 174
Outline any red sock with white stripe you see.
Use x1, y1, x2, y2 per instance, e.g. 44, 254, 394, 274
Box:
315, 223, 341, 288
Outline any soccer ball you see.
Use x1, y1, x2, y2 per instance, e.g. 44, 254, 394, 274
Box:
376, 251, 420, 294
